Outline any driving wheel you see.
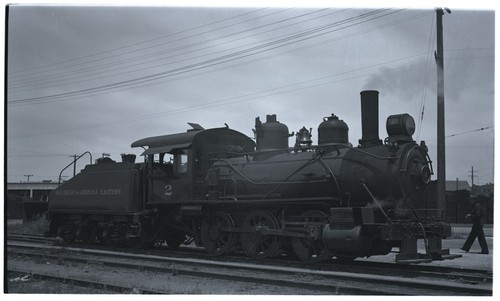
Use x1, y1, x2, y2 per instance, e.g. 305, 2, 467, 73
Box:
200, 211, 236, 256
240, 210, 281, 258
291, 210, 332, 263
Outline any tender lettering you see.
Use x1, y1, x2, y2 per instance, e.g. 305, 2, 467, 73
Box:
100, 189, 122, 195
80, 189, 98, 195
56, 188, 122, 197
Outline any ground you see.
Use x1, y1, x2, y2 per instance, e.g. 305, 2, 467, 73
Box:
5, 219, 494, 294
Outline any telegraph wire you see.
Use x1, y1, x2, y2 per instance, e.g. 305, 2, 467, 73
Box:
8, 154, 74, 157
446, 126, 494, 138
10, 9, 389, 103
10, 50, 430, 140
9, 11, 432, 117
8, 8, 338, 90
9, 9, 402, 106
416, 13, 435, 142
8, 8, 291, 86
7, 7, 270, 77
8, 11, 386, 92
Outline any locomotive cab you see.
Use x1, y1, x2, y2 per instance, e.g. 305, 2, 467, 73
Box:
131, 124, 255, 204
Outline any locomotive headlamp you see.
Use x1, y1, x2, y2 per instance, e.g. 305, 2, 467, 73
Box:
386, 114, 415, 142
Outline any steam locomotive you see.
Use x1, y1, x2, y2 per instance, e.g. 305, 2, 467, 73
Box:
47, 90, 453, 263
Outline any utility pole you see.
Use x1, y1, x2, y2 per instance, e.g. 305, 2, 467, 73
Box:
455, 177, 459, 223
23, 174, 33, 182
70, 155, 77, 177
469, 166, 475, 194
436, 7, 451, 212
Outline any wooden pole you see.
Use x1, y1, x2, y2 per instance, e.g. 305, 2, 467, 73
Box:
436, 8, 450, 212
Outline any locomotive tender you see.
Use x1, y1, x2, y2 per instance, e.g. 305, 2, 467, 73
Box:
47, 90, 454, 263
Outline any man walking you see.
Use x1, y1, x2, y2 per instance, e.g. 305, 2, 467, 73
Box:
461, 197, 489, 254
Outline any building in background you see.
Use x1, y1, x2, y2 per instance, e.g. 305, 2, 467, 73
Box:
6, 181, 59, 221
445, 181, 493, 224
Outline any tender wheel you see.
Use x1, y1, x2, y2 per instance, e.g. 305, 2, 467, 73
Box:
104, 223, 126, 247
201, 211, 236, 256
130, 223, 158, 249
291, 210, 332, 263
76, 223, 97, 244
60, 222, 76, 244
240, 210, 281, 259
96, 228, 105, 243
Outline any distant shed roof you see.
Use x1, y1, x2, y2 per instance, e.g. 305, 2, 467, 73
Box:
446, 180, 471, 192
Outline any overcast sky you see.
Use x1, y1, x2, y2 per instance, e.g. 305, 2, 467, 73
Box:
5, 3, 495, 186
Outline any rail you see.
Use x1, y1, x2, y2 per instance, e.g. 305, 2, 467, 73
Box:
7, 240, 492, 295
57, 151, 93, 186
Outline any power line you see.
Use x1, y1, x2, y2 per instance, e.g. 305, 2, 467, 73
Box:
9, 12, 437, 142
7, 7, 270, 77
8, 154, 73, 157
7, 8, 294, 87
8, 8, 336, 91
446, 126, 494, 138
13, 10, 428, 111
416, 13, 435, 142
8, 11, 434, 140
10, 50, 430, 140
9, 9, 402, 106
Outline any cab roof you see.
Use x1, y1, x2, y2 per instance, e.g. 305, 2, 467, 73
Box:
131, 126, 255, 156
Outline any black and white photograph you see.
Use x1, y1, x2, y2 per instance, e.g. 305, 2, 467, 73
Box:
4, 0, 495, 296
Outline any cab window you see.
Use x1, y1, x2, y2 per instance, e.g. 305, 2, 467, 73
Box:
174, 152, 188, 174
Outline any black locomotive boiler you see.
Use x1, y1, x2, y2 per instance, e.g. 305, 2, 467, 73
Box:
47, 90, 454, 263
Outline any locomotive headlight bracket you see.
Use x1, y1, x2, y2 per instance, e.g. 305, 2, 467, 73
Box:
420, 165, 432, 184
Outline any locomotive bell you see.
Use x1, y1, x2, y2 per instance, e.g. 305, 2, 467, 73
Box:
318, 114, 349, 145
295, 127, 312, 148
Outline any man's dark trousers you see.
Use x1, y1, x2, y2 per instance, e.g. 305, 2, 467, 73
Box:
462, 222, 489, 254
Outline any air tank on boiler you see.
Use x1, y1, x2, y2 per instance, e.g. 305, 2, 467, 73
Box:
318, 114, 349, 145
253, 114, 290, 152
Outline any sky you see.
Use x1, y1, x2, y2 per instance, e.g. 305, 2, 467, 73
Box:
4, 1, 496, 186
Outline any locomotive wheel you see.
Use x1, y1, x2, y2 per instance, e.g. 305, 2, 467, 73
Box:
130, 224, 157, 249
165, 228, 186, 250
291, 210, 332, 263
76, 223, 97, 244
201, 211, 236, 256
240, 210, 281, 259
60, 223, 76, 244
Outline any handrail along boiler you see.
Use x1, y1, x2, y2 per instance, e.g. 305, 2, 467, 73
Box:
47, 90, 454, 263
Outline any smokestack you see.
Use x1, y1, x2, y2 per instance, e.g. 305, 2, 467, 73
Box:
359, 90, 382, 146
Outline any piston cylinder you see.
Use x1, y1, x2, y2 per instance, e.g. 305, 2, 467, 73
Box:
322, 225, 371, 256
322, 224, 392, 257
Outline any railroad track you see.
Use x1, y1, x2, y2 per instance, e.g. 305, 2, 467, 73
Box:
8, 233, 58, 243
150, 245, 492, 286
7, 270, 164, 294
7, 237, 492, 295
9, 232, 493, 284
